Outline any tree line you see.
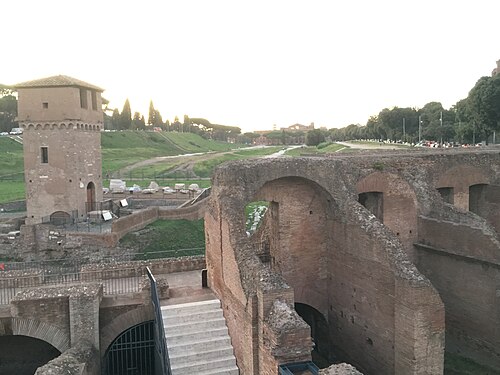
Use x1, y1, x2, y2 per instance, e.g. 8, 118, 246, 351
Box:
102, 99, 242, 142
2, 71, 499, 143
329, 74, 500, 145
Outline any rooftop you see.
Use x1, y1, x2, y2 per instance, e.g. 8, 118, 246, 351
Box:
14, 75, 104, 92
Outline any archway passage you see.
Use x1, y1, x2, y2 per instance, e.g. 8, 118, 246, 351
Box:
49, 210, 71, 225
295, 303, 332, 368
87, 181, 96, 212
103, 321, 155, 375
0, 335, 60, 374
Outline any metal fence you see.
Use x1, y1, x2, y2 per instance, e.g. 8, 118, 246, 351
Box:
0, 247, 205, 274
147, 267, 172, 375
0, 267, 145, 305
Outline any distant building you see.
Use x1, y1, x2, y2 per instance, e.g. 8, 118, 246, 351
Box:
280, 122, 315, 131
15, 75, 104, 225
492, 60, 500, 76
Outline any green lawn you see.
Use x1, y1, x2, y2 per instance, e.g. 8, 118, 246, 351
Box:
119, 219, 205, 259
193, 147, 282, 178
162, 132, 240, 152
285, 143, 347, 156
0, 181, 25, 204
0, 138, 24, 180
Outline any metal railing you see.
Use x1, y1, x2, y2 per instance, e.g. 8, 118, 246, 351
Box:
147, 267, 172, 375
279, 361, 320, 375
0, 247, 205, 274
0, 267, 145, 305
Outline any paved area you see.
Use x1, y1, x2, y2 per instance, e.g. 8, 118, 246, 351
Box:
160, 270, 216, 306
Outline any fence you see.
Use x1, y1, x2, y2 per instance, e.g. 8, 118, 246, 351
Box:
147, 267, 172, 375
0, 248, 205, 274
0, 267, 145, 305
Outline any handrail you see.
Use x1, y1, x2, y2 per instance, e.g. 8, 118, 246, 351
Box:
146, 267, 172, 375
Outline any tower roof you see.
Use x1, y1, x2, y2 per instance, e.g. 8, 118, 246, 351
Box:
14, 75, 104, 92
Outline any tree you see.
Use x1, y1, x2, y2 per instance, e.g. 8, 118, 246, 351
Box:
0, 89, 18, 132
305, 129, 325, 146
147, 100, 156, 126
132, 112, 145, 130
466, 76, 500, 143
111, 108, 120, 130
119, 99, 132, 130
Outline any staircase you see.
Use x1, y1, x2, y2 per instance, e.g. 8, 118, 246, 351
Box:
162, 299, 239, 375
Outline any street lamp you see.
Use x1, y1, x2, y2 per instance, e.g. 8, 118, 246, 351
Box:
418, 115, 422, 143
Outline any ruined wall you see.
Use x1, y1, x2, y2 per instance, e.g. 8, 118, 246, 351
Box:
416, 246, 500, 368
356, 172, 418, 262
23, 123, 103, 225
207, 156, 446, 375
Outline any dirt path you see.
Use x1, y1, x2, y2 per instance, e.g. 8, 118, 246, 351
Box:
336, 141, 408, 150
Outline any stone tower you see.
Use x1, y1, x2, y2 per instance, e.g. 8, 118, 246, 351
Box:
15, 75, 104, 225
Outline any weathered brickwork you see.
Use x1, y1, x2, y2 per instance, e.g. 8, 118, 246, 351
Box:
206, 149, 499, 374
15, 76, 105, 225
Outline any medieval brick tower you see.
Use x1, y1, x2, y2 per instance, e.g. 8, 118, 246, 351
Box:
15, 75, 104, 225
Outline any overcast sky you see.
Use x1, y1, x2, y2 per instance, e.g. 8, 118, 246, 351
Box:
2, 0, 499, 132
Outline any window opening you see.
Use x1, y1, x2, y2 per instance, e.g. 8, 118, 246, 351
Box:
41, 147, 48, 163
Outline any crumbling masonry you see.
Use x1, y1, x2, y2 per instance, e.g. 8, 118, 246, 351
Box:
205, 149, 500, 374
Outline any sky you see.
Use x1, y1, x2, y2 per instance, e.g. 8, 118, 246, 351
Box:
2, 0, 500, 132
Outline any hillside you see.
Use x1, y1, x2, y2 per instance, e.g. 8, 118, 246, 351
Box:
0, 131, 242, 203
101, 131, 239, 173
0, 137, 23, 179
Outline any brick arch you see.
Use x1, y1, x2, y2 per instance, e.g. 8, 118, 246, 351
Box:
100, 305, 153, 357
436, 165, 490, 211
250, 176, 334, 316
357, 171, 418, 261
11, 317, 69, 353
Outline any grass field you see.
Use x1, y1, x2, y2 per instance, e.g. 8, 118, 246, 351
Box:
119, 219, 205, 258
285, 143, 346, 156
0, 138, 24, 180
101, 131, 241, 173
192, 146, 282, 178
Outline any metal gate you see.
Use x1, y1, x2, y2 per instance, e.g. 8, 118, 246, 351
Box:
104, 321, 155, 375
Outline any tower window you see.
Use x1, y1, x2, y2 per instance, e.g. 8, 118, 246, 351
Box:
80, 88, 88, 109
91, 90, 97, 110
41, 147, 49, 163
42, 102, 48, 109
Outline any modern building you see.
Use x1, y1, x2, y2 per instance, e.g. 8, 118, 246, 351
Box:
15, 75, 104, 225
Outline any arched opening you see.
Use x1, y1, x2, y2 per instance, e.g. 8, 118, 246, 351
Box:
103, 321, 155, 375
249, 176, 332, 314
295, 303, 332, 368
358, 191, 384, 222
0, 335, 60, 374
87, 181, 96, 212
437, 187, 454, 204
469, 183, 488, 215
49, 210, 71, 225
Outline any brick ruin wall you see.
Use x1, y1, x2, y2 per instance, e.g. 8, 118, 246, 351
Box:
9, 199, 207, 257
206, 150, 499, 374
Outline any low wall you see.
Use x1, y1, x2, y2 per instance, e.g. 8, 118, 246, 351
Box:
0, 200, 26, 212
111, 199, 207, 241
81, 255, 205, 276
416, 244, 500, 368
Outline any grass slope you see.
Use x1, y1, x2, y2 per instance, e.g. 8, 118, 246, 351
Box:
120, 219, 205, 258
193, 146, 282, 177
101, 131, 242, 173
0, 138, 24, 179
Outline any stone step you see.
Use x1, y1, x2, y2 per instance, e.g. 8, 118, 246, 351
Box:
166, 326, 228, 345
168, 336, 233, 356
169, 346, 235, 367
166, 317, 226, 335
171, 355, 236, 375
163, 309, 223, 325
162, 299, 221, 316
196, 366, 239, 375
